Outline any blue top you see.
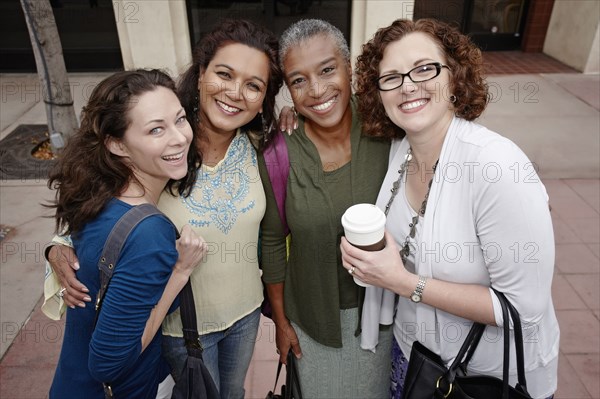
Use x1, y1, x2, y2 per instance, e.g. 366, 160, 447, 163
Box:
50, 199, 179, 399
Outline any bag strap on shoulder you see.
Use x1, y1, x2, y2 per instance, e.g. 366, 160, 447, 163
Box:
95, 203, 174, 325
94, 203, 177, 398
263, 131, 290, 235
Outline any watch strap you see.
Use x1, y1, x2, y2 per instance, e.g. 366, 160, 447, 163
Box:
411, 275, 427, 302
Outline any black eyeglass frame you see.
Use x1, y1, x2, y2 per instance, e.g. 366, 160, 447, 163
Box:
377, 62, 450, 92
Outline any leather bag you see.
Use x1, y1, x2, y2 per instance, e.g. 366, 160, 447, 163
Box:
265, 350, 303, 399
171, 280, 219, 399
404, 289, 532, 399
435, 290, 532, 399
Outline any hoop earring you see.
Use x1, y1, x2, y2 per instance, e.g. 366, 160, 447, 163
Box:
449, 95, 457, 103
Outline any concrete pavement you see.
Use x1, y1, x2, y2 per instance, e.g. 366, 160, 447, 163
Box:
0, 70, 598, 398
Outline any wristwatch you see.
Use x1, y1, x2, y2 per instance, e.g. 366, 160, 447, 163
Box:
410, 276, 427, 303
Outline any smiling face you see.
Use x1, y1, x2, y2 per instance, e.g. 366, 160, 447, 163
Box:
198, 43, 270, 137
108, 86, 192, 190
283, 34, 352, 130
378, 32, 454, 138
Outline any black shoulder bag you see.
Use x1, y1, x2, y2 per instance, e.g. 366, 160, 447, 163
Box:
266, 350, 303, 399
170, 280, 219, 399
404, 289, 533, 399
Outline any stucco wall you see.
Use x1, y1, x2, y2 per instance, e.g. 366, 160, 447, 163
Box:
113, 0, 191, 76
351, 0, 415, 66
544, 0, 599, 73
584, 25, 599, 74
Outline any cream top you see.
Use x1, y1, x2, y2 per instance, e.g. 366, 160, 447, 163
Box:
161, 131, 265, 336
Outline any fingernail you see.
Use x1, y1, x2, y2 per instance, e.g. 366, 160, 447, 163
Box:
74, 262, 80, 270
78, 302, 86, 308
69, 305, 75, 309
287, 128, 292, 136
84, 296, 92, 302
82, 287, 89, 293
294, 122, 298, 130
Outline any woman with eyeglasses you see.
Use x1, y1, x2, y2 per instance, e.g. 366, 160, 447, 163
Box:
340, 19, 558, 398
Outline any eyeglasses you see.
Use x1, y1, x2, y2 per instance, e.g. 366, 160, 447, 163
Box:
377, 62, 450, 92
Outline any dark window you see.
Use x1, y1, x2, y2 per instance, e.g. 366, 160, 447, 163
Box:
1, 0, 122, 72
414, 0, 530, 51
185, 0, 352, 47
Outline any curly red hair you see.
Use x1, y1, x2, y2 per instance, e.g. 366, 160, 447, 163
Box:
355, 18, 489, 139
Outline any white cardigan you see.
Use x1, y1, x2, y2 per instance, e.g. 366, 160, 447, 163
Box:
362, 117, 559, 398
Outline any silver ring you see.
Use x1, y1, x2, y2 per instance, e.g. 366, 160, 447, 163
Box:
348, 266, 355, 275
58, 287, 66, 298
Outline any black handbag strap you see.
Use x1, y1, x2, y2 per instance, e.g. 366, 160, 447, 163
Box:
438, 320, 486, 391
180, 280, 205, 357
94, 203, 175, 326
285, 350, 303, 399
271, 360, 284, 395
496, 289, 511, 399
495, 290, 529, 394
438, 289, 530, 399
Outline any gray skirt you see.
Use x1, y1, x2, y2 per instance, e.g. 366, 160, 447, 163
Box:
291, 308, 392, 399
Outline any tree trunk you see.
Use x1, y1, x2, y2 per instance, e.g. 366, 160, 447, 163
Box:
20, 0, 78, 150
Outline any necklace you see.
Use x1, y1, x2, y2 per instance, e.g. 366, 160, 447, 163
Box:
384, 147, 439, 261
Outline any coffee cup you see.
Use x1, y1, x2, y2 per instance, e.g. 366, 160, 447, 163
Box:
341, 203, 386, 287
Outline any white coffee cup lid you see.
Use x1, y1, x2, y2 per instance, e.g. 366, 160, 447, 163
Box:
341, 203, 386, 246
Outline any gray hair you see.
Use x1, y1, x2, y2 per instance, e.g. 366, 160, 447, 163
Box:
279, 19, 350, 71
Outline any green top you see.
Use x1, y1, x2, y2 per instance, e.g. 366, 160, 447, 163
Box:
259, 96, 390, 347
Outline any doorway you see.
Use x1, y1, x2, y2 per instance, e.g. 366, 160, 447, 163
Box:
414, 0, 530, 51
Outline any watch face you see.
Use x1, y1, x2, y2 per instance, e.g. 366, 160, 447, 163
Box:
411, 293, 421, 303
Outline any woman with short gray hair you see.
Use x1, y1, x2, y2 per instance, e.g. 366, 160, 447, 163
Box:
261, 19, 392, 398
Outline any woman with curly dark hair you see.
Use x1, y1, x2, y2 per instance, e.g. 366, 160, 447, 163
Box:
46, 19, 283, 398
342, 19, 558, 398
48, 69, 207, 398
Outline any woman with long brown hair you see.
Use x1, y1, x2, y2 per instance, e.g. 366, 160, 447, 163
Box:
48, 69, 206, 398
47, 20, 283, 398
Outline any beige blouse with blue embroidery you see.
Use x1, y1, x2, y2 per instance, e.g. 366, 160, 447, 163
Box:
161, 130, 264, 336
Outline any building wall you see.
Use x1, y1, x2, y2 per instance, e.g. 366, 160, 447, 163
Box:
584, 25, 599, 73
113, 0, 191, 76
113, 0, 598, 75
350, 0, 415, 65
543, 0, 599, 73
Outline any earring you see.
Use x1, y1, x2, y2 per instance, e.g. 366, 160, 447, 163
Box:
193, 90, 200, 126
261, 113, 270, 144
449, 95, 457, 103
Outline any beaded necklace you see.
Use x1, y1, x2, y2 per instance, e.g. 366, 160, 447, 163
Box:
383, 147, 439, 260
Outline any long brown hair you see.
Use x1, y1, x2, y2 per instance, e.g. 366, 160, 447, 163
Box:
177, 19, 283, 176
355, 18, 489, 139
47, 69, 194, 235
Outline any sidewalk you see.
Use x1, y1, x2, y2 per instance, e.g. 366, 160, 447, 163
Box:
1, 71, 599, 398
